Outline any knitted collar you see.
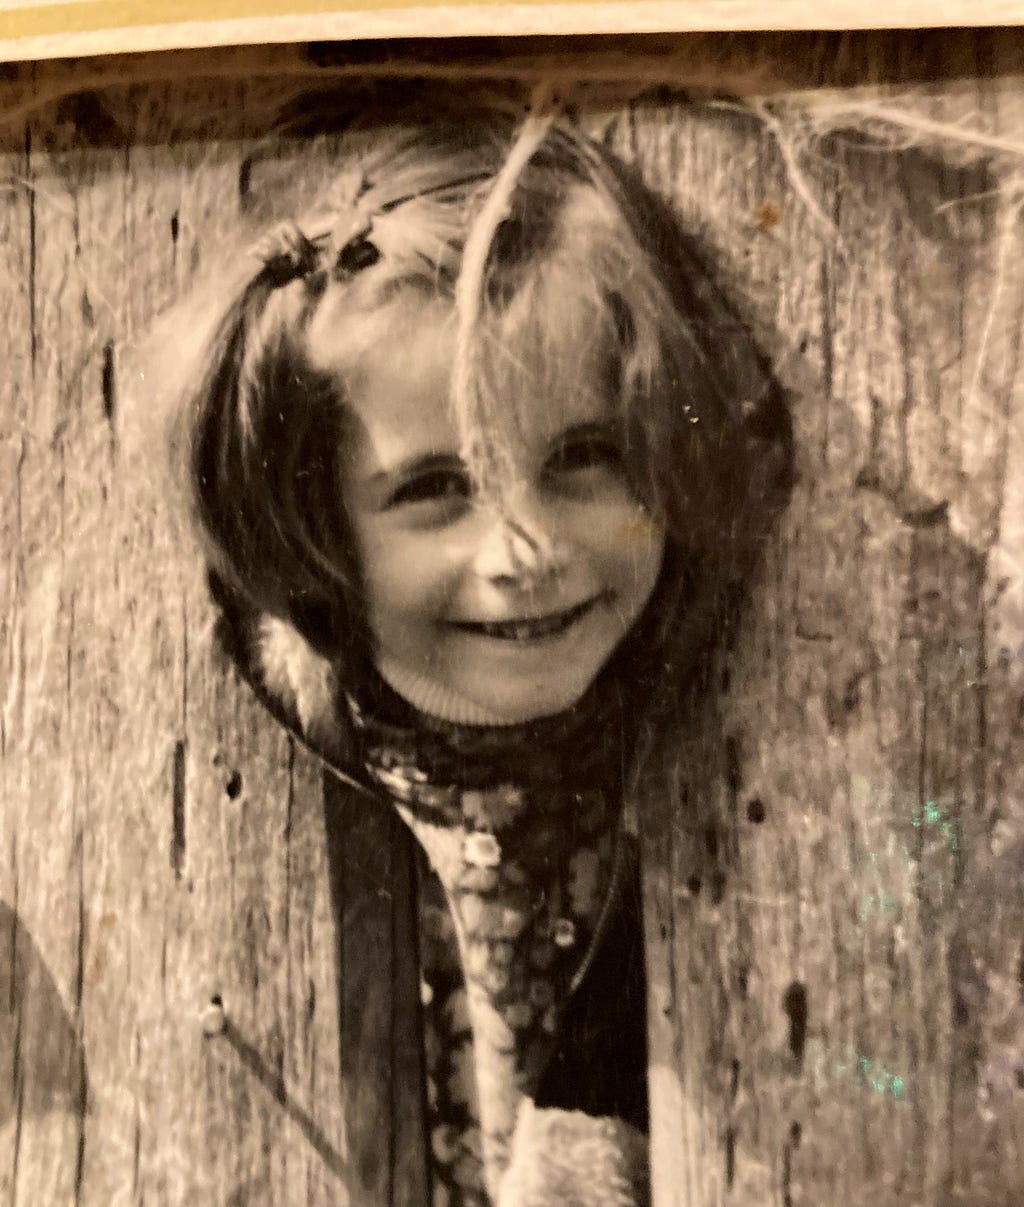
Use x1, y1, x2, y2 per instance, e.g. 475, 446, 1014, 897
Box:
344, 660, 630, 827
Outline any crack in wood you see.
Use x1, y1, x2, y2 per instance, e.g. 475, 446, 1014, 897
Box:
171, 739, 187, 879
781, 1120, 802, 1207
725, 1124, 736, 1190
783, 982, 809, 1065
101, 341, 116, 428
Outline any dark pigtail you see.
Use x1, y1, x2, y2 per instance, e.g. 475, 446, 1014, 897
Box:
186, 230, 364, 660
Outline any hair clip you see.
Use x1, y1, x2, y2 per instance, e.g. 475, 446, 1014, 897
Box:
299, 170, 494, 283
248, 221, 319, 286
336, 236, 381, 276
326, 209, 376, 280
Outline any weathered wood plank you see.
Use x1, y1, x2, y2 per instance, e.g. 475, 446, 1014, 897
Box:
0, 79, 91, 1207
119, 95, 352, 1205
625, 31, 1024, 1207
1, 76, 358, 1207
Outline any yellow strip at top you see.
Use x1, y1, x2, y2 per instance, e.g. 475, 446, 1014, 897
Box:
0, 0, 1022, 64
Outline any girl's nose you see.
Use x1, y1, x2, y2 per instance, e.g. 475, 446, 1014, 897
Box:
472, 497, 568, 587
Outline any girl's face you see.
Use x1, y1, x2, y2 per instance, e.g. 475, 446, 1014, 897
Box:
309, 295, 665, 723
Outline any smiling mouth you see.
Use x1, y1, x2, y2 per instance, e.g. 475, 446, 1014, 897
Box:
452, 596, 603, 643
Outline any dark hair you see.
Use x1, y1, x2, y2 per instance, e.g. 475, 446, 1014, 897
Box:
183, 108, 790, 680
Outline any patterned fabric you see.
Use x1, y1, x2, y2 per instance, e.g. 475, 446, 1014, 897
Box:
346, 678, 637, 1202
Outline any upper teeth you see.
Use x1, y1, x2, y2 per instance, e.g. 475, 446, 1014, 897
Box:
472, 600, 593, 641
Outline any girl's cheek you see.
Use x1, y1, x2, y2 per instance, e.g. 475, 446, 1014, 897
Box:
569, 495, 662, 553
613, 509, 663, 548
371, 528, 467, 605
594, 507, 665, 588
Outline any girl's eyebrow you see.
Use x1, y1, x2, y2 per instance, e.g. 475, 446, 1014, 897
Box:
549, 418, 620, 445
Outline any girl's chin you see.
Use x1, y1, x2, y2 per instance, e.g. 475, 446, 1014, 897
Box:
448, 659, 603, 722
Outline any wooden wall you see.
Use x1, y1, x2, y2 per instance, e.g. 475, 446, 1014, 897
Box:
628, 46, 1024, 1206
1, 30, 1022, 1206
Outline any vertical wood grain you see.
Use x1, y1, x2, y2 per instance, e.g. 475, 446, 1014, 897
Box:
0, 79, 360, 1206
624, 33, 1024, 1207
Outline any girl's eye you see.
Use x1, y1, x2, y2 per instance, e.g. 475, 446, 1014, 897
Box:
388, 467, 471, 510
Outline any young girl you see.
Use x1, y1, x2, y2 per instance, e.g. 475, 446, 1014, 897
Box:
179, 98, 788, 1206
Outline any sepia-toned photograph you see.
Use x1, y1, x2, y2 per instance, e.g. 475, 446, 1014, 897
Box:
1, 26, 1023, 1207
